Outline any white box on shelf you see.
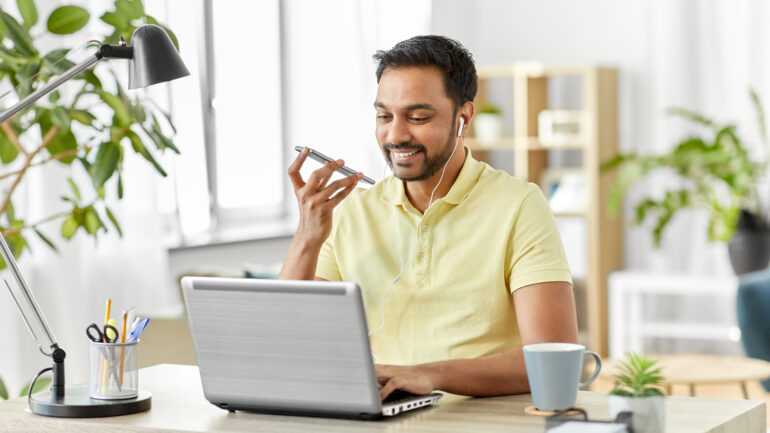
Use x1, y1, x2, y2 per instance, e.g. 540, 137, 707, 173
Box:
537, 110, 590, 147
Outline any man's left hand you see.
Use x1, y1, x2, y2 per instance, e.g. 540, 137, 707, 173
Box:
375, 364, 436, 400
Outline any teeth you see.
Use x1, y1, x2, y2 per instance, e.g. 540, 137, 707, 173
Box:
393, 150, 418, 158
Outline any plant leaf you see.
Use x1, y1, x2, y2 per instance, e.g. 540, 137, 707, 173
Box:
100, 11, 129, 29
99, 91, 131, 126
34, 228, 58, 252
16, 0, 38, 30
0, 375, 7, 400
6, 200, 15, 223
668, 107, 714, 128
61, 215, 79, 239
45, 129, 77, 164
15, 60, 41, 98
105, 206, 123, 237
115, 0, 145, 20
89, 141, 121, 189
83, 207, 105, 235
117, 171, 124, 199
67, 178, 81, 202
750, 88, 768, 145
0, 12, 36, 57
19, 376, 51, 397
70, 109, 96, 126
47, 6, 90, 35
0, 130, 19, 163
42, 48, 75, 75
128, 130, 166, 176
0, 13, 8, 40
51, 106, 71, 131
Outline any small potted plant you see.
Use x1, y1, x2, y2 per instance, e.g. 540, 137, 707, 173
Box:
473, 103, 503, 145
608, 352, 666, 433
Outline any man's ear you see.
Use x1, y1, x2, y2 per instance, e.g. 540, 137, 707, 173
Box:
458, 101, 475, 137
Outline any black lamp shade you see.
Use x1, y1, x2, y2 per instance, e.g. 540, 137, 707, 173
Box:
128, 24, 190, 89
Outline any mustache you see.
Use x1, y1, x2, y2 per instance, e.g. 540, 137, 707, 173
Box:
383, 142, 426, 153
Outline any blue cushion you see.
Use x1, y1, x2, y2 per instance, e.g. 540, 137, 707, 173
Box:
737, 267, 770, 391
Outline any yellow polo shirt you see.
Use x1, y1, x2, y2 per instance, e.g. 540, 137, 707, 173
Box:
316, 148, 571, 365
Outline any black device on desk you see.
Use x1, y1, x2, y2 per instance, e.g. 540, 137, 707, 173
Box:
294, 146, 376, 185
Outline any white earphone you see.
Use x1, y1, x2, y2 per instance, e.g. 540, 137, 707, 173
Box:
457, 116, 465, 137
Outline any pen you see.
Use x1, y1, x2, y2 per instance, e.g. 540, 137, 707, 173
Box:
128, 317, 150, 343
120, 310, 127, 386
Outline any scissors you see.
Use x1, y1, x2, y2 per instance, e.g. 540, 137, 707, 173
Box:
86, 323, 122, 391
86, 323, 120, 343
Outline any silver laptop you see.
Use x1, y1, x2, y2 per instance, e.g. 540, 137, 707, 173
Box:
181, 276, 442, 419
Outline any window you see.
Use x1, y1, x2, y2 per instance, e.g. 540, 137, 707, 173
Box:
156, 0, 431, 245
157, 0, 286, 242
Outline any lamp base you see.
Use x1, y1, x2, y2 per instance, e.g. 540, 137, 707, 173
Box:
29, 387, 151, 417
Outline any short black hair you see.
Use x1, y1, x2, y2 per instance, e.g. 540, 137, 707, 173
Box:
373, 35, 477, 108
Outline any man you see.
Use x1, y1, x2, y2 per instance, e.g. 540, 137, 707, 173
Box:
280, 35, 577, 400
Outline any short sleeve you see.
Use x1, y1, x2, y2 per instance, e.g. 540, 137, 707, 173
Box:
315, 206, 344, 281
508, 186, 573, 292
316, 236, 342, 281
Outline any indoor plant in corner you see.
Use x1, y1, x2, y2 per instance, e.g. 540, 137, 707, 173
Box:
608, 352, 666, 433
0, 0, 180, 262
602, 90, 770, 274
0, 0, 180, 397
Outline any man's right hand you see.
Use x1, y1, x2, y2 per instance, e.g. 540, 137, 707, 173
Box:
286, 147, 363, 249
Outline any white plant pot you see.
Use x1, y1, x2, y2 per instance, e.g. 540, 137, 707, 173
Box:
608, 395, 666, 433
473, 113, 502, 145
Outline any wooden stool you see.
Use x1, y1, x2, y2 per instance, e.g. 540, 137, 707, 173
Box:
602, 354, 770, 398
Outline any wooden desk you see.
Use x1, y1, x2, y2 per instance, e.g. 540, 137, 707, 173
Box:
0, 364, 765, 432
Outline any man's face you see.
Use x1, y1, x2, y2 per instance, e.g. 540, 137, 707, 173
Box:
374, 66, 457, 182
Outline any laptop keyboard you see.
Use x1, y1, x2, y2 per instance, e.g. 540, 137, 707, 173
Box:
383, 389, 421, 404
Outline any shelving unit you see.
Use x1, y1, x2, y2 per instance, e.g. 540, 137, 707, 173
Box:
608, 271, 741, 358
470, 65, 623, 357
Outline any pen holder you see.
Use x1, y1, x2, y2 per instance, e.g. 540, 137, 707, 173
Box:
90, 340, 139, 400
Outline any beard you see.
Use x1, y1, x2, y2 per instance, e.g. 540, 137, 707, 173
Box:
382, 120, 457, 182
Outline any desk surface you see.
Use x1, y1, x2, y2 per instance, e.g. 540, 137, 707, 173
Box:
0, 364, 765, 433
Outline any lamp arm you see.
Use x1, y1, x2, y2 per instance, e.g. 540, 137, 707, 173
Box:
0, 53, 103, 124
0, 233, 58, 352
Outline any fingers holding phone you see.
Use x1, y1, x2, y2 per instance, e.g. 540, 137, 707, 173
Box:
288, 147, 366, 245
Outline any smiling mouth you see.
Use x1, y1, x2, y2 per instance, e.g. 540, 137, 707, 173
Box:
392, 150, 420, 158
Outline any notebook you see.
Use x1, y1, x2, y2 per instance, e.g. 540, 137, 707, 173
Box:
181, 276, 442, 419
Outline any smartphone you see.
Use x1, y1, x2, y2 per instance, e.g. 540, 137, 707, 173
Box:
294, 146, 375, 185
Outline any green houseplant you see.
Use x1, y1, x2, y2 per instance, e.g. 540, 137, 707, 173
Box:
0, 0, 180, 396
602, 90, 770, 274
608, 352, 666, 433
0, 0, 180, 266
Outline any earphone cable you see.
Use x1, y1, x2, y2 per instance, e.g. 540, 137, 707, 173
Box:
369, 130, 462, 362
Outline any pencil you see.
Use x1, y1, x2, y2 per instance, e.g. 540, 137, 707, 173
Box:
99, 298, 112, 393
120, 310, 127, 386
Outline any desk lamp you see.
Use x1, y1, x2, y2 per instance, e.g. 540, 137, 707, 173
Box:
0, 24, 189, 417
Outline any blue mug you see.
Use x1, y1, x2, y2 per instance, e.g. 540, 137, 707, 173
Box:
523, 342, 602, 411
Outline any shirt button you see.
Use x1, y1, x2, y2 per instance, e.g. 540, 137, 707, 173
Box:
416, 252, 426, 261
420, 225, 429, 232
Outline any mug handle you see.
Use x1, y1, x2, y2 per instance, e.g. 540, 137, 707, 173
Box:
578, 350, 602, 388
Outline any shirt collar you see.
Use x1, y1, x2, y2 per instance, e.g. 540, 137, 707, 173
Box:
380, 146, 484, 207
